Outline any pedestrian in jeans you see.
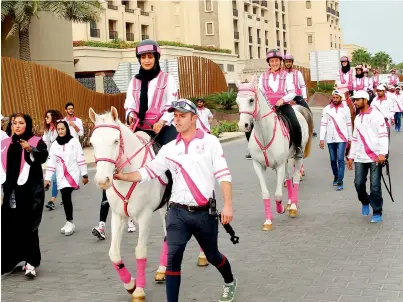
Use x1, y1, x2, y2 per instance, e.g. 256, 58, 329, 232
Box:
347, 90, 388, 223
44, 121, 88, 235
42, 109, 63, 210
319, 90, 352, 190
114, 99, 237, 302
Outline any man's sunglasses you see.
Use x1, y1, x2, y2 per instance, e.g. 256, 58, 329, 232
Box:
171, 101, 196, 112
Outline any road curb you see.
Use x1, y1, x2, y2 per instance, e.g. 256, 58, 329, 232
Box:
219, 133, 245, 143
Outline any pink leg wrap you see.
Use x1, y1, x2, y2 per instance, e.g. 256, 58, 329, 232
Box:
275, 200, 284, 214
113, 260, 132, 284
136, 258, 147, 288
291, 183, 299, 205
159, 241, 168, 267
263, 198, 272, 220
300, 164, 304, 173
286, 179, 293, 200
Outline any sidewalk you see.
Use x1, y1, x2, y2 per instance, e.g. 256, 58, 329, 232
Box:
42, 132, 245, 170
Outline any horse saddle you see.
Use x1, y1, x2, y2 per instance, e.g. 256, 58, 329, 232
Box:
276, 111, 294, 149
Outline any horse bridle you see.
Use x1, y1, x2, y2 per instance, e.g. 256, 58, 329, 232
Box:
238, 86, 276, 120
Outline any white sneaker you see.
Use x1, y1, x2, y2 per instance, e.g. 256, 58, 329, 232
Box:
24, 263, 36, 278
60, 222, 69, 234
127, 220, 136, 233
64, 221, 75, 236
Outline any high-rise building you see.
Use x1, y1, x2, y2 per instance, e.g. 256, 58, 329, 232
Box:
288, 0, 343, 64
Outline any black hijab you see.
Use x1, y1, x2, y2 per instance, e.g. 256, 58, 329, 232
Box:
341, 62, 351, 74
5, 113, 17, 136
55, 120, 73, 145
7, 114, 34, 187
355, 70, 364, 79
135, 53, 161, 125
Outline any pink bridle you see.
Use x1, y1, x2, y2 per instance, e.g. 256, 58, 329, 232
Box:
237, 86, 290, 166
92, 123, 165, 216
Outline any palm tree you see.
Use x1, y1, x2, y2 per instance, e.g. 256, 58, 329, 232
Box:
351, 49, 371, 67
371, 51, 393, 73
1, 0, 104, 61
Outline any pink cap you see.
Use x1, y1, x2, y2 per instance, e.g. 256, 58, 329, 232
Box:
340, 56, 350, 62
284, 54, 294, 61
266, 49, 283, 61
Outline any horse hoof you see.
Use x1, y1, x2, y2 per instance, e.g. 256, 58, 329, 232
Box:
285, 204, 291, 211
197, 256, 209, 267
126, 281, 136, 295
155, 272, 166, 282
131, 295, 145, 302
262, 223, 273, 231
288, 209, 298, 218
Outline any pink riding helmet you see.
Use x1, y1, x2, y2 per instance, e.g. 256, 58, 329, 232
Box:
266, 49, 283, 62
136, 39, 161, 58
284, 54, 294, 61
340, 56, 350, 63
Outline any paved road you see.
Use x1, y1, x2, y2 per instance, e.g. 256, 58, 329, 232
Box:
2, 111, 403, 302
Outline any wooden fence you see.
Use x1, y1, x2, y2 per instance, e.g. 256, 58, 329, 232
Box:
177, 56, 228, 99
1, 56, 126, 127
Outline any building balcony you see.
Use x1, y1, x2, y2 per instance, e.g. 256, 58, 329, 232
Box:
248, 15, 252, 19
264, 19, 268, 23
283, 23, 286, 30
336, 11, 340, 17
109, 31, 118, 39
261, 1, 268, 7
257, 38, 261, 44
140, 11, 149, 16
327, 7, 338, 17
234, 32, 240, 39
257, 17, 260, 21
90, 28, 100, 38
233, 8, 238, 17
252, 0, 260, 4
142, 34, 149, 40
283, 41, 287, 48
277, 40, 280, 47
108, 3, 118, 10
282, 5, 285, 11
275, 2, 278, 9
125, 7, 135, 13
126, 32, 134, 41
265, 39, 268, 45
249, 36, 253, 43
276, 21, 279, 28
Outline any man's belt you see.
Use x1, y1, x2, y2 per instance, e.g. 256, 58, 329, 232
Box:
169, 202, 209, 212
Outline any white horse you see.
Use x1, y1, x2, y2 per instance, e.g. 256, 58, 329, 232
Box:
236, 75, 313, 230
89, 107, 206, 301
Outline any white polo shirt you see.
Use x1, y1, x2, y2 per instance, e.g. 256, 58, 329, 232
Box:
64, 117, 84, 139
348, 107, 388, 163
320, 101, 352, 144
196, 107, 213, 132
138, 129, 232, 206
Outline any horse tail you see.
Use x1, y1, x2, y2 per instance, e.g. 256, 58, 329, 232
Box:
295, 106, 314, 159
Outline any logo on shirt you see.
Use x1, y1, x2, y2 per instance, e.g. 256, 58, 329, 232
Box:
195, 144, 205, 154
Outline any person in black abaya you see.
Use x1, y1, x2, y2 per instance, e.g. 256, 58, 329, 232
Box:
1, 113, 48, 278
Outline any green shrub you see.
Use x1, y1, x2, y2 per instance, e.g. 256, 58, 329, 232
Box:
309, 82, 334, 94
210, 120, 238, 137
73, 40, 231, 54
207, 89, 237, 110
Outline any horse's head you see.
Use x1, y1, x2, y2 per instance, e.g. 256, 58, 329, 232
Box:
236, 74, 258, 132
89, 106, 122, 190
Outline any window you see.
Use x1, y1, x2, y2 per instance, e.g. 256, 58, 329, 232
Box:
205, 0, 213, 12
90, 21, 97, 29
227, 64, 235, 72
205, 22, 214, 35
258, 47, 261, 58
308, 35, 313, 43
218, 64, 224, 71
249, 45, 253, 59
307, 18, 312, 26
306, 1, 311, 9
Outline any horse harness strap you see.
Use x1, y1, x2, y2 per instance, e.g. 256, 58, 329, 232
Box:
92, 123, 164, 217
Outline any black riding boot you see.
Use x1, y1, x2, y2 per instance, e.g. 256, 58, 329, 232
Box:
279, 104, 303, 159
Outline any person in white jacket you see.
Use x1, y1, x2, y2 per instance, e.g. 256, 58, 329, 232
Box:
347, 90, 388, 223
42, 109, 63, 210
394, 86, 403, 132
45, 120, 88, 236
371, 85, 395, 138
319, 90, 352, 191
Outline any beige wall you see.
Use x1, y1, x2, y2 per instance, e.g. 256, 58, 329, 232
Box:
288, 0, 343, 65
73, 45, 240, 83
2, 12, 74, 76
73, 0, 155, 43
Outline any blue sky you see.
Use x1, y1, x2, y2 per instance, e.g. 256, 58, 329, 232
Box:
339, 0, 403, 63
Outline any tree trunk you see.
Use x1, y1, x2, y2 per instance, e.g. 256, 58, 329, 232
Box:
19, 28, 31, 61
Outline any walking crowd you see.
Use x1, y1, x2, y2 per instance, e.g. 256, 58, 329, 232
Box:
1, 40, 402, 302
